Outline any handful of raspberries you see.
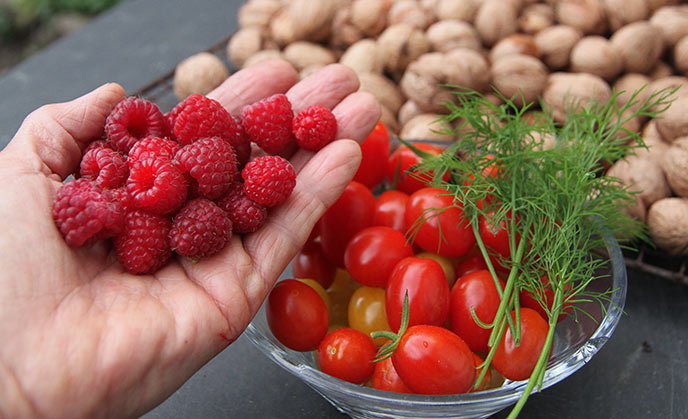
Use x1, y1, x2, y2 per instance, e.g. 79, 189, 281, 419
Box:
51, 93, 338, 274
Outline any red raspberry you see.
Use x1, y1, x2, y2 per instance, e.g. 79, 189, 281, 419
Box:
110, 187, 133, 213
216, 181, 267, 234
174, 136, 238, 200
292, 105, 338, 151
127, 157, 187, 215
228, 115, 251, 167
79, 147, 128, 188
172, 94, 241, 146
83, 139, 112, 155
241, 93, 294, 154
241, 155, 296, 207
114, 210, 172, 274
52, 179, 125, 247
170, 198, 233, 259
128, 136, 181, 164
105, 97, 166, 154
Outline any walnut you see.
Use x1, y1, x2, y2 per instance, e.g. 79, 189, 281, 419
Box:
351, 0, 392, 37
674, 35, 688, 76
534, 25, 583, 70
610, 22, 664, 74
570, 36, 623, 82
270, 0, 339, 45
388, 0, 432, 29
613, 73, 651, 108
607, 154, 671, 211
648, 61, 675, 80
358, 72, 405, 114
227, 27, 276, 68
425, 20, 482, 53
647, 197, 688, 255
283, 42, 337, 72
330, 7, 363, 51
634, 120, 671, 165
491, 55, 549, 107
655, 95, 688, 142
400, 113, 455, 142
339, 39, 384, 74
474, 0, 519, 47
662, 137, 688, 196
377, 24, 429, 74
237, 0, 282, 30
519, 3, 555, 34
649, 5, 688, 48
489, 34, 541, 63
602, 0, 649, 31
173, 52, 229, 100
398, 100, 423, 126
380, 105, 400, 137
645, 76, 688, 112
434, 0, 480, 22
542, 72, 612, 123
243, 49, 284, 68
554, 0, 608, 35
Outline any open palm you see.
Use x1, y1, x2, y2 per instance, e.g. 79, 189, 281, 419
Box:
0, 61, 380, 418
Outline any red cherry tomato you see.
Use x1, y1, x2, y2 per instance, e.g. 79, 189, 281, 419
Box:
478, 209, 521, 266
318, 328, 377, 384
372, 356, 411, 393
391, 325, 475, 394
455, 254, 488, 278
385, 256, 450, 332
449, 269, 504, 353
471, 353, 493, 392
293, 240, 335, 289
320, 181, 376, 268
519, 274, 573, 322
386, 143, 448, 195
404, 187, 476, 258
344, 226, 414, 288
374, 190, 409, 233
266, 279, 329, 352
492, 308, 550, 381
353, 121, 390, 189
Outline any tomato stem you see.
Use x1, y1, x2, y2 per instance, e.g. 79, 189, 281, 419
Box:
371, 292, 410, 362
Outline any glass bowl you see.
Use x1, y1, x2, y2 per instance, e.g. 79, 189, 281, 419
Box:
244, 233, 627, 419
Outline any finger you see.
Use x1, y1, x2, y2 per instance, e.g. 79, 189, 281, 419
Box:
5, 83, 126, 180
207, 59, 298, 114
286, 64, 360, 114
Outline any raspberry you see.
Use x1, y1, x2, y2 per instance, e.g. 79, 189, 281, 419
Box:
79, 147, 128, 188
105, 97, 166, 154
172, 94, 241, 146
110, 187, 133, 213
241, 155, 296, 207
292, 105, 338, 151
127, 157, 188, 215
174, 136, 238, 200
170, 198, 233, 259
114, 210, 172, 274
241, 93, 294, 154
128, 136, 181, 164
228, 115, 251, 167
83, 139, 112, 155
216, 181, 267, 234
52, 179, 125, 247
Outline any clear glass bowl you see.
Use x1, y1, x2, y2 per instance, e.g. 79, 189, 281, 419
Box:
244, 233, 627, 419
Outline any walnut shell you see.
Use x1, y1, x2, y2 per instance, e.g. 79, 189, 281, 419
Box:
388, 0, 432, 29
542, 72, 612, 123
444, 48, 491, 92
434, 0, 480, 22
474, 0, 518, 47
425, 20, 482, 53
607, 154, 671, 208
243, 49, 283, 68
491, 54, 549, 107
227, 27, 274, 68
270, 0, 338, 45
610, 22, 664, 74
173, 52, 229, 100
613, 73, 651, 107
649, 5, 688, 48
238, 0, 282, 30
339, 39, 384, 74
489, 34, 541, 63
398, 100, 423, 127
535, 25, 583, 70
351, 0, 392, 37
283, 42, 337, 72
380, 105, 400, 137
554, 0, 608, 35
655, 95, 688, 142
377, 23, 430, 73
647, 0, 680, 12
663, 137, 688, 196
330, 7, 363, 51
358, 72, 405, 114
648, 61, 675, 80
519, 3, 555, 34
674, 35, 688, 76
646, 197, 688, 255
400, 113, 455, 142
634, 120, 671, 165
570, 36, 623, 81
602, 0, 649, 31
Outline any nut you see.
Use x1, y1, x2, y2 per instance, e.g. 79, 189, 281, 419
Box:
646, 197, 688, 255
535, 25, 583, 70
634, 120, 671, 165
554, 0, 608, 35
270, 0, 339, 45
489, 34, 541, 63
388, 0, 432, 29
425, 20, 482, 53
351, 0, 392, 37
613, 73, 651, 108
444, 48, 491, 92
542, 72, 612, 123
283, 42, 337, 72
243, 49, 283, 68
238, 0, 282, 30
434, 0, 480, 22
173, 52, 229, 100
227, 27, 275, 68
570, 36, 623, 81
647, 0, 680, 12
663, 137, 688, 196
610, 22, 664, 74
491, 54, 549, 107
377, 23, 429, 73
519, 3, 555, 34
607, 154, 671, 210
339, 39, 384, 74
655, 94, 688, 141
674, 35, 688, 76
474, 0, 518, 47
400, 113, 455, 142
649, 5, 688, 48
398, 100, 423, 126
358, 72, 405, 114
330, 7, 363, 51
602, 0, 649, 31
380, 105, 400, 137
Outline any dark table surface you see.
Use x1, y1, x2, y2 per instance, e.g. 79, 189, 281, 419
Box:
1, 1, 687, 418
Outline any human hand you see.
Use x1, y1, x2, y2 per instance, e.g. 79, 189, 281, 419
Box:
0, 60, 380, 418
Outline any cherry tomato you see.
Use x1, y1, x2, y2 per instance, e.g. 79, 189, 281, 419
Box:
326, 269, 360, 327
385, 256, 450, 332
449, 269, 504, 353
318, 328, 377, 384
296, 278, 332, 317
374, 190, 409, 233
347, 286, 391, 346
391, 325, 475, 394
478, 209, 521, 265
353, 121, 390, 189
293, 240, 336, 289
344, 226, 414, 288
471, 353, 493, 392
320, 181, 376, 268
385, 143, 448, 195
492, 308, 549, 381
372, 356, 411, 393
267, 279, 329, 352
455, 253, 488, 278
519, 274, 573, 322
405, 187, 475, 258
415, 251, 457, 288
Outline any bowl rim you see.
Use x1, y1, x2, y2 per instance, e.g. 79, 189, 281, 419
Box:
244, 232, 627, 408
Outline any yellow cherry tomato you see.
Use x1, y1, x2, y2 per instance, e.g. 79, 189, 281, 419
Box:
347, 286, 391, 346
326, 269, 359, 327
416, 251, 457, 289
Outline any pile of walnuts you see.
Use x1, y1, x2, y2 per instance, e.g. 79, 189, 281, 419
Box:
175, 0, 688, 256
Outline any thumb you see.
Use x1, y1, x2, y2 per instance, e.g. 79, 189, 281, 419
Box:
3, 83, 126, 180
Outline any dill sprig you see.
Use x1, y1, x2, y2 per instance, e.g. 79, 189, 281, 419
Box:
411, 86, 675, 418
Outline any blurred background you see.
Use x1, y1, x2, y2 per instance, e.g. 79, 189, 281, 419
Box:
0, 0, 125, 75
